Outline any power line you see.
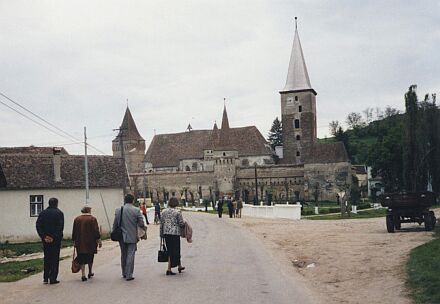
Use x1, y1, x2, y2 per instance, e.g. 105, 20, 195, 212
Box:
0, 92, 80, 143
0, 91, 107, 155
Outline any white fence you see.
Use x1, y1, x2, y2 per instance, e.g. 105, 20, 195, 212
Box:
242, 203, 301, 220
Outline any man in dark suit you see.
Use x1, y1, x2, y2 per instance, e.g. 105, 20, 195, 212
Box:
113, 194, 145, 281
36, 197, 64, 285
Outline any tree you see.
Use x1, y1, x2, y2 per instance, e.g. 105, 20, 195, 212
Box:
350, 175, 361, 205
346, 112, 365, 130
384, 106, 400, 118
312, 182, 320, 207
268, 117, 283, 149
404, 85, 418, 191
363, 107, 374, 124
329, 120, 340, 136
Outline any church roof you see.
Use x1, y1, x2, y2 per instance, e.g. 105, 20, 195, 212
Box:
113, 107, 144, 142
145, 126, 272, 168
302, 142, 349, 164
0, 146, 69, 155
281, 22, 313, 93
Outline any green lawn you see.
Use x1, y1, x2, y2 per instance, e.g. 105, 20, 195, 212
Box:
306, 208, 386, 220
407, 225, 440, 304
0, 239, 72, 258
0, 258, 44, 282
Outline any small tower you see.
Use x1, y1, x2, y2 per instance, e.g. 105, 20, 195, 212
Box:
280, 18, 317, 164
112, 107, 146, 174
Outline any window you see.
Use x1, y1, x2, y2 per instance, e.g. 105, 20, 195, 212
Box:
296, 151, 301, 157
296, 135, 301, 140
192, 162, 198, 171
295, 96, 298, 101
294, 119, 300, 129
185, 165, 190, 171
30, 195, 43, 217
299, 105, 302, 112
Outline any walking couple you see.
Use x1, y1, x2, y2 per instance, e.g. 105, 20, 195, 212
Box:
113, 195, 187, 279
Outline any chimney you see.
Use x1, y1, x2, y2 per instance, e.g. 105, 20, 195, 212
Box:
53, 147, 62, 182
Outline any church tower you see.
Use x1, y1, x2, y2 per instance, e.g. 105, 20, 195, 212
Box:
112, 107, 146, 174
280, 19, 317, 164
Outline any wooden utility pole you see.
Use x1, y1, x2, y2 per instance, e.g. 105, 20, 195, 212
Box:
113, 126, 128, 196
84, 126, 90, 204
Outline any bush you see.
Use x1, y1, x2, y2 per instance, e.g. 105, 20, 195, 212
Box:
329, 207, 341, 213
358, 203, 371, 210
319, 208, 330, 214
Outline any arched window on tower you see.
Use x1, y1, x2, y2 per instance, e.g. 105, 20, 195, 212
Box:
192, 162, 198, 171
296, 151, 300, 157
296, 135, 301, 141
185, 165, 190, 171
294, 119, 300, 129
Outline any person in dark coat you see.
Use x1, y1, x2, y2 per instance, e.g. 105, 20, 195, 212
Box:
154, 202, 161, 224
227, 198, 234, 218
72, 206, 102, 282
36, 197, 64, 285
217, 199, 224, 218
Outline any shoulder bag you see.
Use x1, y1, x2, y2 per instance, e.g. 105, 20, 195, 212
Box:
157, 237, 169, 262
111, 206, 124, 242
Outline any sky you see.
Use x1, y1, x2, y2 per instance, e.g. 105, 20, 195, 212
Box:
1, 0, 439, 155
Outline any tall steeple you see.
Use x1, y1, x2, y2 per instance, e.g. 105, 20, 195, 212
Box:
118, 106, 144, 141
281, 18, 314, 94
221, 104, 230, 130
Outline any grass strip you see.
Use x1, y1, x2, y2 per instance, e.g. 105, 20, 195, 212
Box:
0, 239, 72, 258
305, 208, 386, 220
0, 258, 43, 282
407, 225, 440, 304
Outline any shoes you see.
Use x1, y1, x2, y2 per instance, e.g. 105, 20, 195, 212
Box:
178, 266, 185, 273
166, 270, 176, 276
126, 277, 135, 281
81, 276, 87, 282
49, 280, 60, 285
43, 280, 48, 284
88, 273, 94, 279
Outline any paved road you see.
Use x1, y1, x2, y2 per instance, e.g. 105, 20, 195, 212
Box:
1, 213, 315, 304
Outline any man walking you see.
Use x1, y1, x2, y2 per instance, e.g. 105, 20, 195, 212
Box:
36, 197, 64, 285
217, 198, 224, 218
113, 194, 145, 281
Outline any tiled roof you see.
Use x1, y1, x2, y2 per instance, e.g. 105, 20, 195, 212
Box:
303, 142, 349, 164
145, 126, 272, 168
0, 147, 69, 155
0, 154, 126, 190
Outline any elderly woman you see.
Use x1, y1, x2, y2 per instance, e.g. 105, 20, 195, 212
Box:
72, 206, 102, 281
160, 197, 185, 275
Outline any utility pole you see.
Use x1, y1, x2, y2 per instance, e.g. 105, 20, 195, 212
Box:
254, 163, 259, 205
84, 126, 90, 204
113, 126, 128, 196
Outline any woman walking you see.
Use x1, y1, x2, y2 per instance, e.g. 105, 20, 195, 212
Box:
72, 206, 102, 281
160, 197, 185, 275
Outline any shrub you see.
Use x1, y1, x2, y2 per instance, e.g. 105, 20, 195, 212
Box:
329, 207, 341, 213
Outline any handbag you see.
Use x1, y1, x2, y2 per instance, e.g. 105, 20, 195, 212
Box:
71, 247, 81, 273
111, 206, 124, 242
157, 237, 169, 263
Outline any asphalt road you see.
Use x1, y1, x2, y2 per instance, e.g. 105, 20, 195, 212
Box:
1, 212, 315, 304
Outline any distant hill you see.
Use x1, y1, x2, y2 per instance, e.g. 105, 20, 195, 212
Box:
318, 114, 405, 165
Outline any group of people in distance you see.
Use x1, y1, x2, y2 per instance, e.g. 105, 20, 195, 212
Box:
35, 194, 187, 284
216, 197, 243, 218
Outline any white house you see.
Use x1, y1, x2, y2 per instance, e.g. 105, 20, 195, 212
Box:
0, 147, 126, 242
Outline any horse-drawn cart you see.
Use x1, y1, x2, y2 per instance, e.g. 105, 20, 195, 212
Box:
380, 192, 437, 233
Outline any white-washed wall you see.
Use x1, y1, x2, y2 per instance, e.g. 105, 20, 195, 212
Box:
242, 203, 301, 220
0, 188, 123, 242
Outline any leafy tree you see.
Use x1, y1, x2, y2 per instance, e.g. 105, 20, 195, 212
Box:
363, 107, 374, 124
268, 117, 283, 149
346, 112, 365, 130
329, 120, 340, 136
350, 175, 361, 205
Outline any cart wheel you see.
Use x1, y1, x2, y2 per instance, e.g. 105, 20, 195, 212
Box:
424, 212, 433, 231
386, 215, 395, 233
394, 215, 401, 230
429, 211, 436, 229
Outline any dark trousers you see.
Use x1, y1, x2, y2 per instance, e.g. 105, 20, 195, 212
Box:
43, 241, 61, 282
143, 213, 149, 225
228, 209, 233, 218
164, 235, 181, 268
218, 210, 222, 218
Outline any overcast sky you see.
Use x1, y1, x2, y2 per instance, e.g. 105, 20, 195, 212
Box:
1, 1, 439, 155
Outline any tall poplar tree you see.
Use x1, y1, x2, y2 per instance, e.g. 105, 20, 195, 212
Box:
404, 85, 418, 191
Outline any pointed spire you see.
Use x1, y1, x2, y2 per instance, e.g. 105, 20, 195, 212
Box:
213, 121, 218, 130
221, 100, 230, 130
186, 123, 193, 132
118, 106, 144, 141
281, 18, 313, 93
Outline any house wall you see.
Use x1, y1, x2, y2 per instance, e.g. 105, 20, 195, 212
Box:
0, 188, 123, 242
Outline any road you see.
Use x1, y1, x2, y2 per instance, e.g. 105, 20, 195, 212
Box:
1, 212, 317, 304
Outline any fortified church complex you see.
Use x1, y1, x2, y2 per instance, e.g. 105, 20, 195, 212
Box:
113, 24, 351, 204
